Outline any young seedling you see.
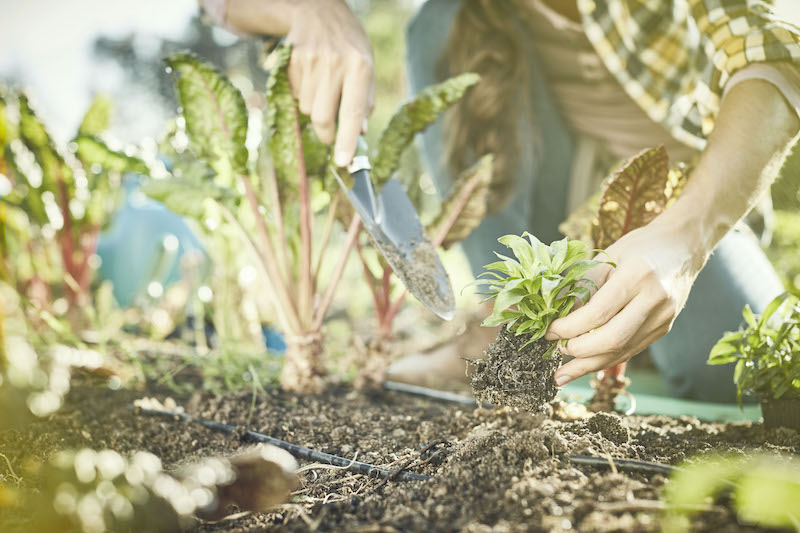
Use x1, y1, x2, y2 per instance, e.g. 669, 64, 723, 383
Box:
470, 234, 612, 412
560, 145, 688, 411
708, 292, 800, 427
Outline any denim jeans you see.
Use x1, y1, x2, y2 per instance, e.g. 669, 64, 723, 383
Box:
405, 0, 785, 403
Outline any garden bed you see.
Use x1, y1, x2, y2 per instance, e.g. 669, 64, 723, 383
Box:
3, 381, 799, 532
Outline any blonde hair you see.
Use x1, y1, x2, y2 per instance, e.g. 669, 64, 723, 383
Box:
439, 0, 531, 212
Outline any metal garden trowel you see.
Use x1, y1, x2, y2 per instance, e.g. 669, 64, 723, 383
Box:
336, 138, 455, 320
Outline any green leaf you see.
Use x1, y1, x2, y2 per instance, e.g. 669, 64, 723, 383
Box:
18, 94, 72, 194
372, 72, 480, 186
742, 305, 757, 329
758, 292, 789, 329
78, 94, 113, 136
73, 136, 148, 175
498, 234, 536, 272
708, 342, 740, 365
142, 176, 237, 220
481, 310, 522, 328
425, 154, 493, 248
165, 53, 249, 180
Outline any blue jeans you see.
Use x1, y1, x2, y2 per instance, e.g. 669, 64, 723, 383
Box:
406, 0, 784, 403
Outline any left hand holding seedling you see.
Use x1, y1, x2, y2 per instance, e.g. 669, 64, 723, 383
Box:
546, 222, 698, 386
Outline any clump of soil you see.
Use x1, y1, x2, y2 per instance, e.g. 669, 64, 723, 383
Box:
470, 327, 562, 412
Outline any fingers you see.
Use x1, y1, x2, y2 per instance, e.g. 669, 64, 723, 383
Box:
334, 56, 373, 167
546, 262, 629, 340
310, 58, 343, 145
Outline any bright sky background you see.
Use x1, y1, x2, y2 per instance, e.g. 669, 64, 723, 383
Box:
1, 0, 799, 145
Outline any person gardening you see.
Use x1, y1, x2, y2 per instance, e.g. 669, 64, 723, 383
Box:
199, 0, 800, 402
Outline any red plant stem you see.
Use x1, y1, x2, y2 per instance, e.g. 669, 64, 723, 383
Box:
239, 174, 302, 334
265, 159, 290, 286
55, 168, 79, 305
292, 104, 314, 328
312, 215, 360, 331
313, 192, 341, 284
603, 362, 627, 382
380, 266, 392, 314
356, 240, 386, 318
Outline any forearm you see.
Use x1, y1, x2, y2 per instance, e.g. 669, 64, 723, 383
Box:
226, 0, 352, 35
654, 79, 800, 271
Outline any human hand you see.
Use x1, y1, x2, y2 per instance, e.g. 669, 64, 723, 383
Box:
545, 222, 707, 386
226, 0, 374, 167
285, 0, 374, 167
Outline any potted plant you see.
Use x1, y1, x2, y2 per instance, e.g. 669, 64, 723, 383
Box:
469, 233, 613, 411
708, 291, 800, 429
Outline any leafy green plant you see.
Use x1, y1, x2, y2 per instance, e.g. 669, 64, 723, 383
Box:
663, 453, 800, 532
0, 90, 146, 313
708, 291, 800, 404
478, 234, 612, 357
145, 46, 478, 393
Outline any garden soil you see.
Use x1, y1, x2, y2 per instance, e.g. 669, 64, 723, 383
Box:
2, 381, 799, 532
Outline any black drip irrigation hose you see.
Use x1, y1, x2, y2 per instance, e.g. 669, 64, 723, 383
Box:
383, 381, 478, 406
567, 455, 676, 475
136, 406, 431, 482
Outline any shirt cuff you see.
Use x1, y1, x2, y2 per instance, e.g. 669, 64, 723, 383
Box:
723, 62, 800, 119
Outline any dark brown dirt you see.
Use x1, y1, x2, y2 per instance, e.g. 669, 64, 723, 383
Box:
470, 328, 562, 412
2, 380, 799, 532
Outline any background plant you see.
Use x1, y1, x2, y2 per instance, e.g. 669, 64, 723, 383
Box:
478, 234, 612, 358
663, 453, 800, 532
708, 291, 800, 404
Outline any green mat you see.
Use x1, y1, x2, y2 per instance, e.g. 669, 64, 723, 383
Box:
560, 369, 762, 423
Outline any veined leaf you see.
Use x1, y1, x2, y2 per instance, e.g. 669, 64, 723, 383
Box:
426, 154, 492, 248
18, 94, 72, 194
499, 234, 536, 273
592, 145, 670, 249
142, 176, 237, 220
166, 53, 249, 181
73, 135, 148, 175
78, 94, 113, 136
372, 72, 480, 186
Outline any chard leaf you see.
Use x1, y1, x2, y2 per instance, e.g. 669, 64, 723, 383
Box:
73, 135, 148, 175
18, 94, 72, 193
78, 94, 113, 136
592, 145, 670, 249
426, 154, 492, 248
142, 177, 237, 220
165, 53, 249, 180
372, 72, 479, 186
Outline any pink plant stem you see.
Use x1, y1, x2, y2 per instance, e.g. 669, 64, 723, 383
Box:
239, 174, 302, 334
55, 169, 79, 306
266, 159, 290, 285
356, 240, 385, 318
292, 104, 313, 327
312, 215, 360, 331
313, 192, 341, 284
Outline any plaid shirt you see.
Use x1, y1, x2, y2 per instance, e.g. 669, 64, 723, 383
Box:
578, 0, 800, 149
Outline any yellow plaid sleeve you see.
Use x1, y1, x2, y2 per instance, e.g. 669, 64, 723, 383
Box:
579, 0, 800, 149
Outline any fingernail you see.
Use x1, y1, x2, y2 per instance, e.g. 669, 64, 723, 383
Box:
334, 150, 350, 168
555, 374, 572, 387
545, 331, 558, 341
361, 118, 368, 133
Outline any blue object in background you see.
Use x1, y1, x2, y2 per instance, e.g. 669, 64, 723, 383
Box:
262, 325, 287, 354
97, 176, 206, 307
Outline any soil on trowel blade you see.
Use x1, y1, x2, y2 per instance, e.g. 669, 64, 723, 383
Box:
470, 327, 562, 412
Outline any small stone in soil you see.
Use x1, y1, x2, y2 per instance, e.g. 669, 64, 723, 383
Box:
469, 327, 562, 412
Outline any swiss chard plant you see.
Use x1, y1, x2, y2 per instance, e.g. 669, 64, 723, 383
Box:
145, 46, 480, 393
0, 90, 146, 317
708, 291, 800, 405
478, 234, 612, 358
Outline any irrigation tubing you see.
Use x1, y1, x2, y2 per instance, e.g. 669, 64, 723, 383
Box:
383, 381, 478, 406
136, 406, 431, 482
567, 455, 676, 475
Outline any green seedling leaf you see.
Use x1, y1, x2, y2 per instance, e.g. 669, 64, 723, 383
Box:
78, 94, 113, 136
166, 53, 249, 181
73, 135, 148, 175
372, 72, 479, 187
592, 145, 670, 250
426, 154, 493, 248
